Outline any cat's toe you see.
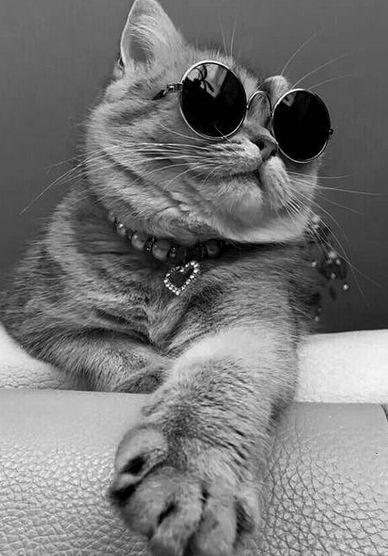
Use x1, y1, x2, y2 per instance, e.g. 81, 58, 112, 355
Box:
111, 465, 203, 550
109, 427, 168, 508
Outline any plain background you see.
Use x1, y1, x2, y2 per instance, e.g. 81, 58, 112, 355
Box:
1, 0, 387, 332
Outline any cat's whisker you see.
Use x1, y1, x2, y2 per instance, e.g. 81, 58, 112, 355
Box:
158, 123, 205, 144
291, 53, 348, 90
288, 177, 363, 215
308, 74, 355, 91
161, 163, 205, 192
280, 29, 324, 77
137, 155, 209, 165
98, 160, 194, 186
103, 141, 212, 155
45, 155, 84, 170
217, 16, 229, 56
200, 164, 225, 187
316, 185, 384, 196
288, 171, 352, 180
315, 192, 363, 215
19, 161, 88, 215
229, 14, 239, 58
289, 172, 383, 196
37, 150, 201, 206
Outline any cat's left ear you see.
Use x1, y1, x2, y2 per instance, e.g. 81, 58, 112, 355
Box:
119, 0, 183, 69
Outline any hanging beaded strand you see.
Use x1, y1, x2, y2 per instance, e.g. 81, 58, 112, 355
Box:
307, 214, 349, 322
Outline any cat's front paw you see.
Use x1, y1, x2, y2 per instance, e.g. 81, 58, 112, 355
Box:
109, 426, 259, 556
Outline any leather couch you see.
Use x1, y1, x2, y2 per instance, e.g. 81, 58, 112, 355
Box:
1, 326, 388, 555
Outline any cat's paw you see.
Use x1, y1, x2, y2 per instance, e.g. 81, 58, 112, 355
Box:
109, 426, 259, 556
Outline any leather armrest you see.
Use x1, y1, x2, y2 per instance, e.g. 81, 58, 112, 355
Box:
2, 324, 388, 403
0, 390, 387, 555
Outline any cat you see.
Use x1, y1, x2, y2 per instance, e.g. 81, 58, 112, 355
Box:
0, 0, 322, 553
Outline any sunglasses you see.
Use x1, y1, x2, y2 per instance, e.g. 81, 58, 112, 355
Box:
153, 60, 333, 164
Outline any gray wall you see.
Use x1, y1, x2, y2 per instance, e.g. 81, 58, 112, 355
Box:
1, 0, 388, 332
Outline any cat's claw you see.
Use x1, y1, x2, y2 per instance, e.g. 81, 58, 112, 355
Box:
109, 426, 258, 556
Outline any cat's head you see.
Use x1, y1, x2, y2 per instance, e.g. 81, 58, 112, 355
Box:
85, 0, 322, 244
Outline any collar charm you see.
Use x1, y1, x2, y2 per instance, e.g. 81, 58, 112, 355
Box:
164, 260, 201, 296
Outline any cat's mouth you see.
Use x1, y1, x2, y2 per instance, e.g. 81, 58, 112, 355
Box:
224, 170, 262, 187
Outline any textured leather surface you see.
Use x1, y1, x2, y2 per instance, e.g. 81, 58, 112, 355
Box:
0, 390, 387, 555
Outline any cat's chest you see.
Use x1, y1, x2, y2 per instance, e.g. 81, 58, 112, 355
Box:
95, 248, 295, 350
96, 264, 191, 348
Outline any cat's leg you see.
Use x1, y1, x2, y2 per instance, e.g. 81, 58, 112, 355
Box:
24, 329, 172, 393
109, 324, 297, 555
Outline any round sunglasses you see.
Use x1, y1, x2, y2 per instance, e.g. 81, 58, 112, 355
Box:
152, 60, 333, 164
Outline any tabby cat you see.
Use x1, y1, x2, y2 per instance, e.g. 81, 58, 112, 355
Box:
0, 0, 325, 554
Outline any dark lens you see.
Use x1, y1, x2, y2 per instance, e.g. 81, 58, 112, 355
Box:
180, 62, 247, 138
272, 90, 331, 162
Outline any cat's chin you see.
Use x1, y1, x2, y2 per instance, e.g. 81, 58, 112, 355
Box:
216, 210, 311, 244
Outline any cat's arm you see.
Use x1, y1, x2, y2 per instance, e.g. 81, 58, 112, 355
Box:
109, 292, 298, 555
31, 328, 172, 392
1, 317, 171, 392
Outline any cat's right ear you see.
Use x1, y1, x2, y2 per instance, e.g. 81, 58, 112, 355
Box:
118, 0, 183, 72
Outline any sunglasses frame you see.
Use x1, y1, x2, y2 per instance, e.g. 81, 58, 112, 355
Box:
153, 60, 334, 164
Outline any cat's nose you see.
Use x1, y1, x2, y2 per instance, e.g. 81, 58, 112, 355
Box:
252, 135, 278, 162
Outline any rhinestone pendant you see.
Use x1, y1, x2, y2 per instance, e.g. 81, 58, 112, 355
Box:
164, 260, 200, 296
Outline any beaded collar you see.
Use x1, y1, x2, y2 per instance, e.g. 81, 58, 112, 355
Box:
108, 211, 229, 295
108, 211, 349, 319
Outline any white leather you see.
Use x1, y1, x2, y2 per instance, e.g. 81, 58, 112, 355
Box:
0, 391, 387, 555
1, 323, 388, 402
296, 329, 388, 403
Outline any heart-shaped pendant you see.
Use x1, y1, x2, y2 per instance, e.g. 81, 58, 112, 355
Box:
164, 260, 201, 296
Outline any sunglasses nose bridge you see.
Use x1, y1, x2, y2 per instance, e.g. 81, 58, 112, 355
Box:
247, 90, 271, 112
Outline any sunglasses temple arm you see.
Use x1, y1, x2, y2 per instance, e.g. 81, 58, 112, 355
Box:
152, 82, 182, 101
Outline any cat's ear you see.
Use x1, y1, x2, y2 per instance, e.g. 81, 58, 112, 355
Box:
119, 0, 183, 68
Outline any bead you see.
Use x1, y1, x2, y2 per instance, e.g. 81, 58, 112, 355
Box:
131, 231, 148, 251
108, 211, 116, 223
187, 245, 201, 261
144, 237, 156, 253
205, 239, 221, 259
314, 315, 320, 322
330, 272, 336, 279
152, 239, 171, 261
168, 246, 177, 259
116, 222, 127, 238
343, 283, 350, 291
311, 260, 317, 268
199, 243, 208, 259
312, 214, 320, 224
